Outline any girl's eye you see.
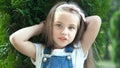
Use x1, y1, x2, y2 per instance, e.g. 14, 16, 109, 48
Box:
69, 26, 76, 30
55, 24, 63, 29
56, 24, 62, 28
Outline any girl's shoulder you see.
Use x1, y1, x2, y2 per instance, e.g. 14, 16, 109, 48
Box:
34, 43, 45, 49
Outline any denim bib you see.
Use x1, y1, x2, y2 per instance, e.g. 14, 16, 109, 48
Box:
41, 45, 73, 68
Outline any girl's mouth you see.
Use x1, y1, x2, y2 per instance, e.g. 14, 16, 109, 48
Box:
58, 37, 68, 42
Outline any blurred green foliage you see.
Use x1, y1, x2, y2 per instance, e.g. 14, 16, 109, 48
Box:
110, 11, 120, 68
0, 0, 110, 68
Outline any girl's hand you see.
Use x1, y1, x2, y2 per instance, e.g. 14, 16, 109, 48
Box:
37, 21, 45, 35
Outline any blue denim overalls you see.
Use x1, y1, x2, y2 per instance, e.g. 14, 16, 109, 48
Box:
41, 45, 73, 68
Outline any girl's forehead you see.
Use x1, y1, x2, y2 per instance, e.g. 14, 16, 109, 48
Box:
54, 11, 80, 25
55, 4, 86, 22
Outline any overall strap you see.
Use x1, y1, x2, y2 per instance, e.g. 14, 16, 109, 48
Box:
65, 45, 73, 53
44, 45, 73, 54
44, 47, 52, 54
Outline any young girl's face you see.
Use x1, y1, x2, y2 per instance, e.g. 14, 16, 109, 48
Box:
53, 11, 80, 48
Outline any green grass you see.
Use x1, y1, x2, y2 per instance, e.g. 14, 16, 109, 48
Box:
96, 60, 115, 68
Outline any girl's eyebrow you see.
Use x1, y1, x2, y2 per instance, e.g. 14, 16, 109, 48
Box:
69, 24, 77, 26
54, 21, 63, 25
55, 21, 62, 23
69, 23, 78, 28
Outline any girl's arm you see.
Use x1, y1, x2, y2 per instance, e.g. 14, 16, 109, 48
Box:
81, 15, 101, 54
9, 22, 44, 59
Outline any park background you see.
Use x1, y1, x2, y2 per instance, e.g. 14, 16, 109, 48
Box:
0, 0, 120, 68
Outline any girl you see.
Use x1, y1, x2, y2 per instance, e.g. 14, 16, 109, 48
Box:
9, 2, 101, 68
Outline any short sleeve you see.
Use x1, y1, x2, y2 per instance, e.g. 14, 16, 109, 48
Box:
72, 42, 88, 68
31, 43, 44, 68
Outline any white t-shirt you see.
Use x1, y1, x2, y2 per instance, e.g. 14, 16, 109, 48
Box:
31, 42, 88, 68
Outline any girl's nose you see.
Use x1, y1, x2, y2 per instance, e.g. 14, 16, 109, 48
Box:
61, 28, 68, 35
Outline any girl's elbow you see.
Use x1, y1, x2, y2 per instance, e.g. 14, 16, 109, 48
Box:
9, 35, 14, 43
94, 15, 102, 25
86, 15, 101, 26
9, 34, 17, 46
91, 15, 101, 28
